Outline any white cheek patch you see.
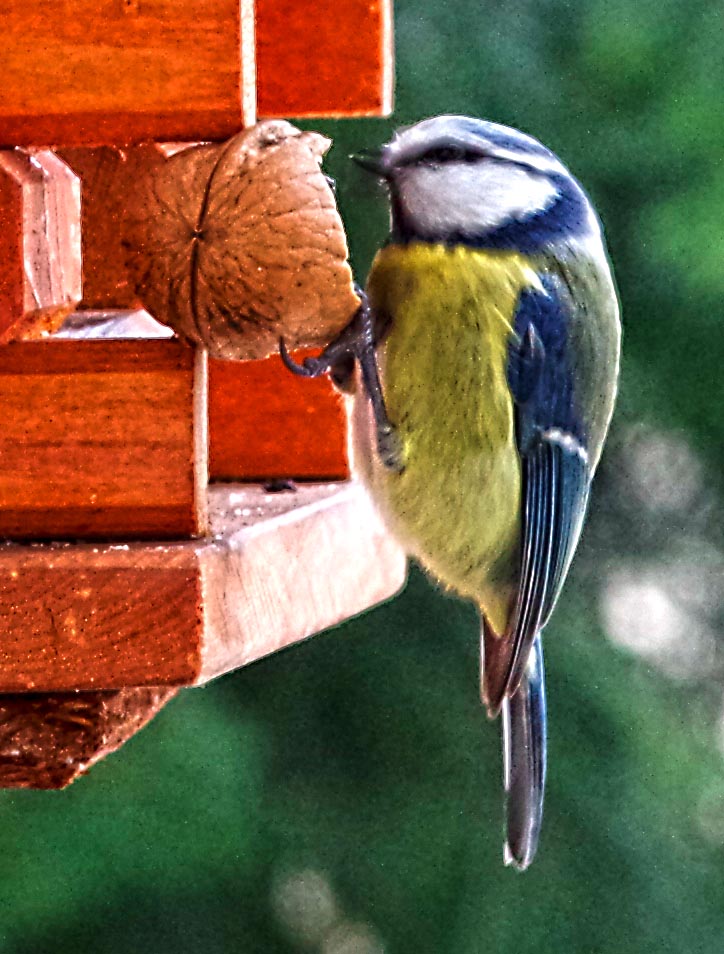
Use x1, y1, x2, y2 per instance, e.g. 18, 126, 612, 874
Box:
398, 163, 560, 239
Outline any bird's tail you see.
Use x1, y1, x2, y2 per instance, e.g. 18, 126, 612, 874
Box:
501, 632, 547, 871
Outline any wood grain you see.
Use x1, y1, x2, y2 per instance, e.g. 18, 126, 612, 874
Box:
0, 0, 254, 146
0, 687, 177, 788
0, 483, 407, 692
0, 155, 23, 328
0, 339, 206, 539
256, 0, 394, 118
198, 482, 406, 681
209, 353, 349, 480
40, 312, 348, 482
0, 150, 81, 340
0, 547, 203, 689
57, 145, 166, 309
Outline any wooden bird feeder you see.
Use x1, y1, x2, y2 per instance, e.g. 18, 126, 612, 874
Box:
0, 0, 404, 788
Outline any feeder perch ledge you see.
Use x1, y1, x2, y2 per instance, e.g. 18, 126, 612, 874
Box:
0, 478, 407, 788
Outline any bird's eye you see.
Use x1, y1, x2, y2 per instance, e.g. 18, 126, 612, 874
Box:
422, 146, 472, 164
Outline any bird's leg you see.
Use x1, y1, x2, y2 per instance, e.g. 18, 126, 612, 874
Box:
355, 294, 404, 472
280, 290, 404, 472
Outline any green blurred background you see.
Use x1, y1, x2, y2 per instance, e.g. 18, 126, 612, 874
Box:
2, 0, 723, 950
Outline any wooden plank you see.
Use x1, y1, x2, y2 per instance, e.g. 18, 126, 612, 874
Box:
0, 482, 408, 692
0, 0, 255, 146
0, 150, 81, 341
256, 0, 394, 118
0, 548, 203, 689
42, 311, 347, 483
197, 482, 405, 681
0, 339, 206, 540
56, 145, 165, 310
0, 156, 23, 328
209, 353, 349, 480
0, 687, 177, 788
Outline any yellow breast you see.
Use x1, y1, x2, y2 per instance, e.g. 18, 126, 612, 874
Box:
350, 243, 541, 633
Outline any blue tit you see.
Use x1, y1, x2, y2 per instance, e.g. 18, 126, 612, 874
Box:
281, 115, 620, 870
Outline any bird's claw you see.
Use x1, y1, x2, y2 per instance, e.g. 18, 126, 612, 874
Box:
280, 294, 403, 474
279, 338, 327, 378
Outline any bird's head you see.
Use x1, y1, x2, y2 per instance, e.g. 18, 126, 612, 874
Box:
354, 115, 599, 252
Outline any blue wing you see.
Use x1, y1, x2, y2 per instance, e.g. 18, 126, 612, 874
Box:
483, 274, 591, 715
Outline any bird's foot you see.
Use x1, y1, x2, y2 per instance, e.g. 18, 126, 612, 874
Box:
280, 291, 403, 473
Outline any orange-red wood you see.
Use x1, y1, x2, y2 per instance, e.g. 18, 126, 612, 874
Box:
0, 553, 202, 690
209, 353, 349, 480
0, 483, 407, 693
0, 339, 204, 540
57, 145, 165, 309
0, 0, 255, 146
256, 0, 394, 118
0, 159, 23, 330
0, 687, 177, 788
0, 150, 81, 340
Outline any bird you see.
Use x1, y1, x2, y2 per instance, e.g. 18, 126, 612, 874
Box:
281, 115, 620, 870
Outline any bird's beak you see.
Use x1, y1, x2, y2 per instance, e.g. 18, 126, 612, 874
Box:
351, 146, 392, 178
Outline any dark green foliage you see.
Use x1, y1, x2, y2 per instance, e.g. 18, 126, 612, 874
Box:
3, 1, 723, 950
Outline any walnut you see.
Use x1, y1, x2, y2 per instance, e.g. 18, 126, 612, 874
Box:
123, 121, 360, 360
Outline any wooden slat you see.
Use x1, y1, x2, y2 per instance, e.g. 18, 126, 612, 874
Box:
56, 145, 165, 310
40, 312, 347, 483
0, 156, 23, 327
0, 0, 255, 146
0, 339, 206, 540
0, 687, 177, 788
0, 482, 407, 692
209, 353, 349, 480
256, 0, 394, 118
0, 149, 81, 340
0, 550, 203, 689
